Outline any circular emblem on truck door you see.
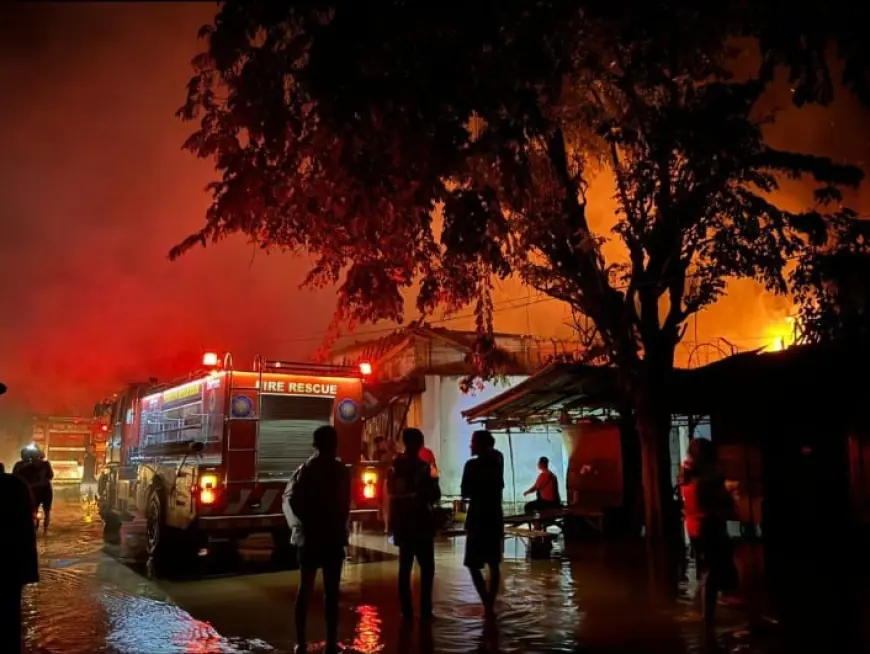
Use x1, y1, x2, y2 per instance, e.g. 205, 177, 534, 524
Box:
336, 398, 359, 423
231, 395, 254, 418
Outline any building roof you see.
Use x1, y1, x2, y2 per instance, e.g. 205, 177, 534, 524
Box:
462, 362, 620, 427
671, 340, 870, 414
463, 340, 870, 428
330, 324, 524, 360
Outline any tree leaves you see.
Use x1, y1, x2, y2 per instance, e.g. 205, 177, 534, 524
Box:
793, 217, 870, 344
175, 1, 866, 381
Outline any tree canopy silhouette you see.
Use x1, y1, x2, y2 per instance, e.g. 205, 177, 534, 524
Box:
175, 1, 866, 583
794, 221, 870, 344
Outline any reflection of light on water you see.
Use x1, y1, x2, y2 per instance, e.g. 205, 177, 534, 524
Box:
99, 593, 274, 653
352, 604, 384, 653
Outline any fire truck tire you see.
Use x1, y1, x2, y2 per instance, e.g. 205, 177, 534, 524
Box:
102, 511, 122, 545
146, 486, 198, 574
145, 487, 169, 561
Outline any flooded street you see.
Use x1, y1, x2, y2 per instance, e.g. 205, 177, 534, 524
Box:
25, 501, 777, 653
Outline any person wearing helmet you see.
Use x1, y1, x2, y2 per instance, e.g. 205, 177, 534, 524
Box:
13, 446, 54, 534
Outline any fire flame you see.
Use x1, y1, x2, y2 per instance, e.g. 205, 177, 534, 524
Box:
765, 316, 796, 352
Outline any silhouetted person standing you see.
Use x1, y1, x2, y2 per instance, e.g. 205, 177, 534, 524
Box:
388, 428, 442, 620
80, 443, 98, 506
461, 430, 505, 617
14, 447, 54, 534
680, 438, 738, 629
285, 425, 351, 654
0, 466, 38, 652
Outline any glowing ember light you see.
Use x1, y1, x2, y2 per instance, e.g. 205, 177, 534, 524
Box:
202, 352, 219, 367
359, 362, 373, 376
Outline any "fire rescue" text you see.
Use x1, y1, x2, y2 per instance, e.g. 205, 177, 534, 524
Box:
258, 380, 339, 395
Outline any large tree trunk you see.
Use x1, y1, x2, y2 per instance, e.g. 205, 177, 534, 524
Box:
617, 401, 644, 538
634, 356, 683, 598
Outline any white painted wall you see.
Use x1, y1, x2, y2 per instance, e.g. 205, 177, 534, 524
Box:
492, 426, 566, 513
424, 375, 566, 509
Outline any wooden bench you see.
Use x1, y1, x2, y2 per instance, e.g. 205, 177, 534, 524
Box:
505, 505, 605, 535
504, 525, 554, 539
503, 512, 561, 558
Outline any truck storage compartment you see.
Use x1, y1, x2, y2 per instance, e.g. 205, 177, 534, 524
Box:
257, 395, 334, 481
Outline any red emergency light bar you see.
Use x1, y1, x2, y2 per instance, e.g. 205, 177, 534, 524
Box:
252, 355, 367, 379
195, 351, 373, 387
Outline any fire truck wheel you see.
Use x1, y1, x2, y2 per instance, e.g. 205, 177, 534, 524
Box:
102, 511, 122, 545
146, 486, 198, 574
145, 487, 168, 561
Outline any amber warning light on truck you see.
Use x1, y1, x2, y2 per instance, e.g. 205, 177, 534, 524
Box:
198, 473, 219, 505
362, 470, 379, 499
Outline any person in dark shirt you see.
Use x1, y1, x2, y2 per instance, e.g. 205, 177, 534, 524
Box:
32, 451, 54, 534
284, 425, 351, 654
0, 467, 39, 653
80, 444, 98, 506
388, 428, 442, 620
14, 447, 54, 534
461, 429, 505, 617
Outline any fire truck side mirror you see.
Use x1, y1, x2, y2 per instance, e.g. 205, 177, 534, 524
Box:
189, 441, 205, 454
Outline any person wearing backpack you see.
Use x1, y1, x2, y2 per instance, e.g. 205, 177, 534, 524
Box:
523, 456, 561, 514
388, 428, 441, 620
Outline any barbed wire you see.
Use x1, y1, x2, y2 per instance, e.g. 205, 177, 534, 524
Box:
258, 291, 794, 348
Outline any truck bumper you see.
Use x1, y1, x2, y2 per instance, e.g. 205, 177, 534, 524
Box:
196, 513, 287, 535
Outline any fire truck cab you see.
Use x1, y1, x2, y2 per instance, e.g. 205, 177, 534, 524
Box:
96, 353, 383, 567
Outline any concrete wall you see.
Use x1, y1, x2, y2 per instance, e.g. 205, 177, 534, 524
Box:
417, 374, 566, 509
492, 426, 566, 513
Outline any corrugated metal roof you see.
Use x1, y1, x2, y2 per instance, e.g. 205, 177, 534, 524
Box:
463, 341, 870, 427
462, 362, 621, 424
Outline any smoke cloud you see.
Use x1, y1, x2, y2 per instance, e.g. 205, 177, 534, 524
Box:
0, 4, 867, 418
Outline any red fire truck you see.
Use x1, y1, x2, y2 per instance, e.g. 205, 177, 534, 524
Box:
95, 353, 383, 566
30, 416, 92, 486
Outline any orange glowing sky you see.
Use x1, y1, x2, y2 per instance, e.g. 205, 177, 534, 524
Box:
1, 4, 869, 415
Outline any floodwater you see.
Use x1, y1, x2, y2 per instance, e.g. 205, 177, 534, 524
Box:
24, 501, 778, 653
